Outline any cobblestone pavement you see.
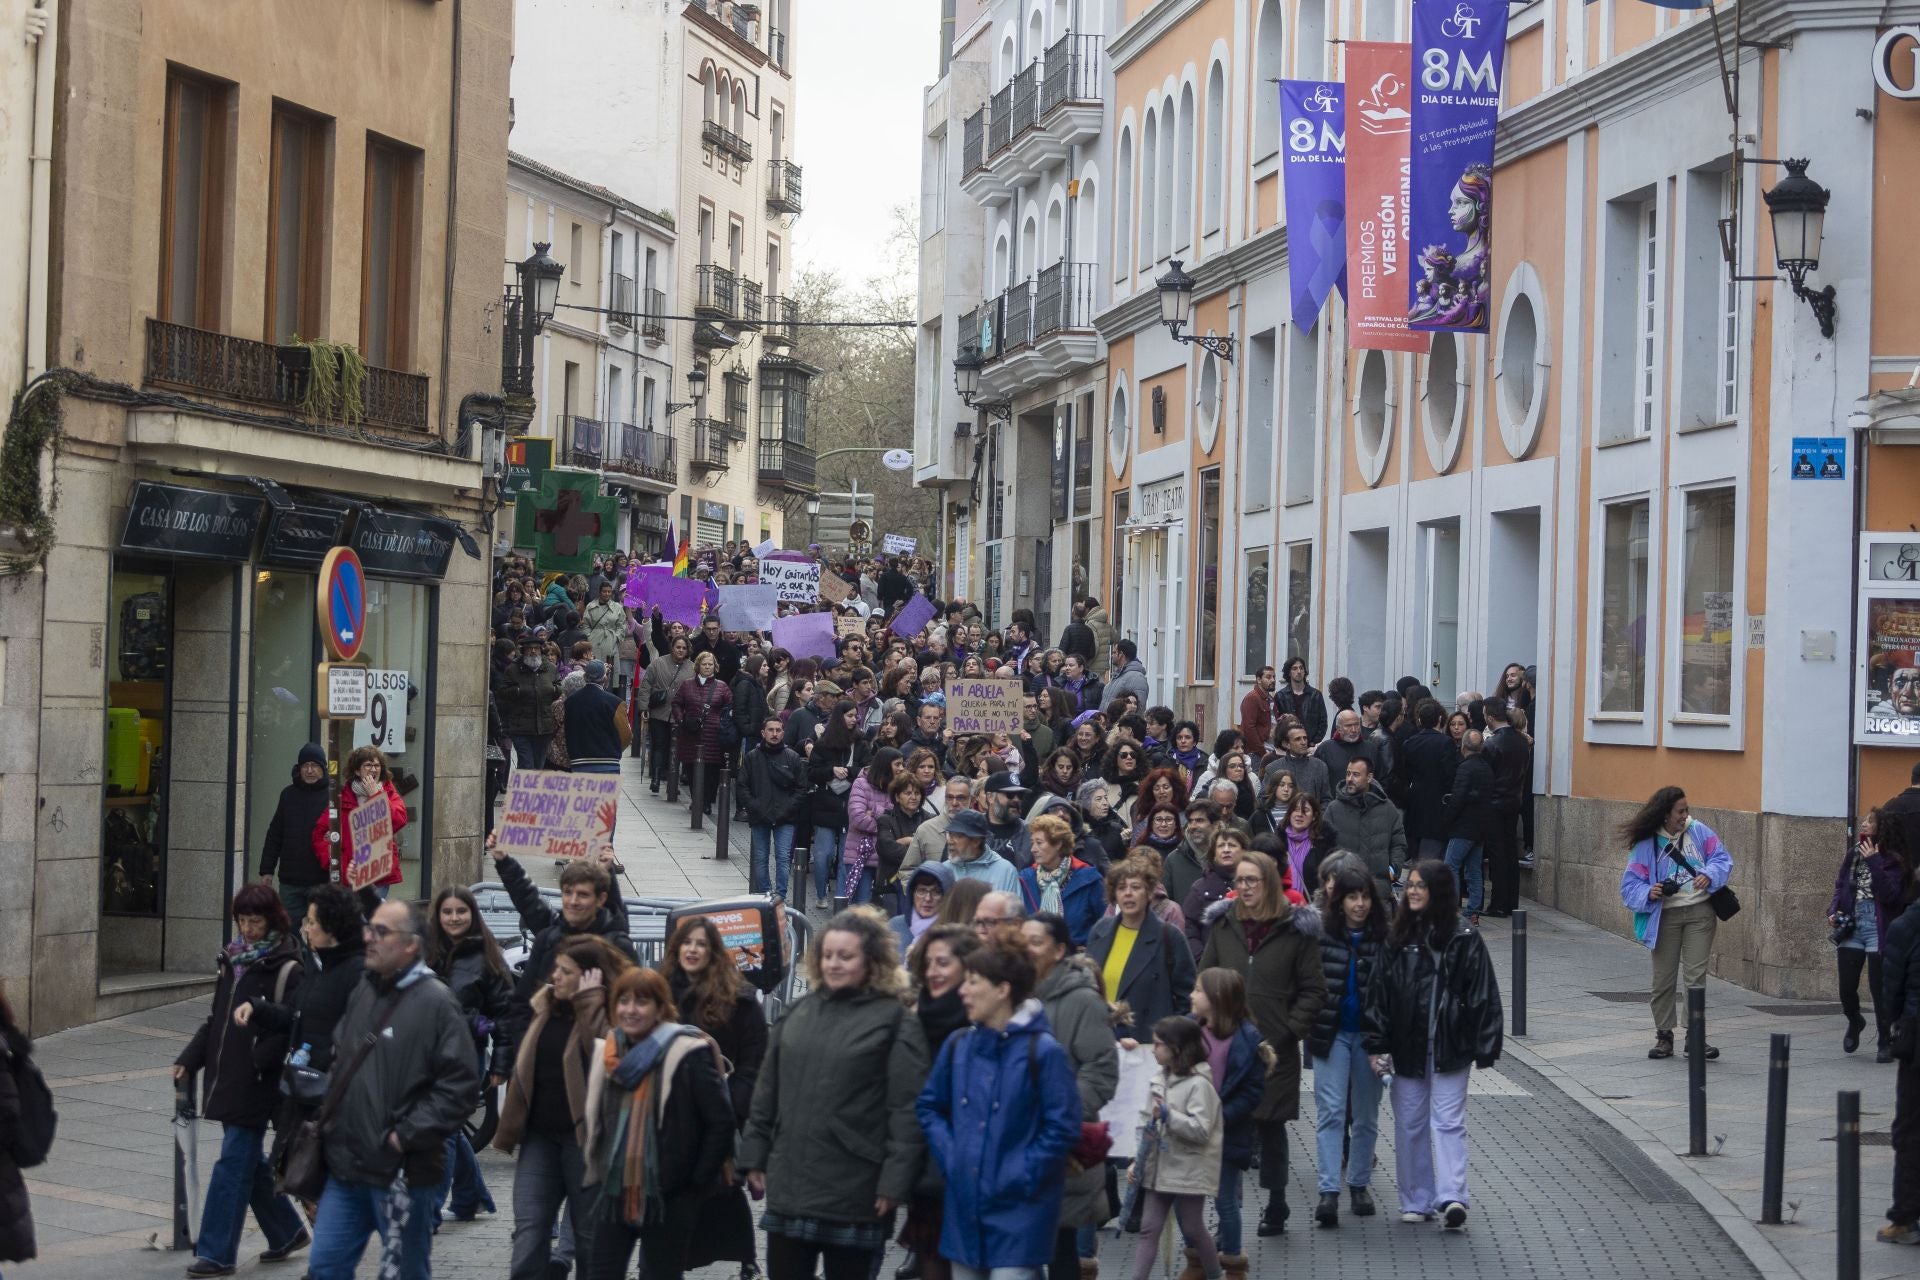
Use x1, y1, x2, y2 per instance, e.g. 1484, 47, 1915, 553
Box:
5, 761, 1824, 1278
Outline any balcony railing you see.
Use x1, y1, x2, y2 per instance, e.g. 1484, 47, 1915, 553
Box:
1033, 261, 1099, 337
690, 422, 732, 473
634, 508, 671, 536
987, 84, 1012, 155
561, 415, 605, 469
144, 318, 430, 434
740, 279, 764, 328
763, 294, 798, 344
768, 26, 787, 69
1010, 62, 1039, 140
641, 287, 667, 341
725, 375, 751, 436
768, 160, 804, 215
610, 272, 636, 329
757, 436, 816, 489
963, 107, 987, 175
607, 422, 678, 484
702, 118, 753, 162
1001, 280, 1034, 351
696, 264, 739, 319
1039, 34, 1102, 116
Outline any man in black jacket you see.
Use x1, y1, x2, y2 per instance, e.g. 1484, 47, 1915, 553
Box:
1057, 600, 1098, 663
1441, 731, 1494, 919
877, 557, 916, 616
740, 716, 808, 898
1880, 897, 1920, 1243
488, 845, 637, 1027
689, 615, 744, 683
1480, 700, 1532, 918
308, 900, 475, 1280
259, 742, 333, 928
1399, 701, 1459, 859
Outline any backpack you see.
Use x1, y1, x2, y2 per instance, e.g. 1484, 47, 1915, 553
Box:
5, 1029, 57, 1168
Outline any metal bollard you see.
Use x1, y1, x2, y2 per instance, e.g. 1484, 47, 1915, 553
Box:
172, 1072, 197, 1251
1687, 985, 1708, 1157
1838, 1089, 1861, 1280
715, 771, 732, 860
1511, 909, 1528, 1037
692, 758, 707, 830
1761, 1033, 1791, 1224
666, 754, 680, 804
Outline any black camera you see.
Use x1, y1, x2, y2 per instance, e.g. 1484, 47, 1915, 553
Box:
1831, 913, 1858, 946
1657, 876, 1686, 899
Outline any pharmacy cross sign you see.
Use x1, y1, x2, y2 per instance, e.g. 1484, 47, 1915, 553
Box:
528, 472, 617, 572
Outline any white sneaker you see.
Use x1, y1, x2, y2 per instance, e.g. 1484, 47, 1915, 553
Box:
1400, 1211, 1432, 1224
1442, 1202, 1468, 1231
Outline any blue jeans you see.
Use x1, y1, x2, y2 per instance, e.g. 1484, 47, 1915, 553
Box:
751, 823, 796, 897
1444, 838, 1484, 915
811, 827, 843, 904
437, 1129, 495, 1220
1213, 1154, 1244, 1253
309, 1174, 440, 1280
1313, 1028, 1384, 1193
511, 734, 552, 772
572, 762, 619, 775
195, 1124, 304, 1267
841, 863, 874, 906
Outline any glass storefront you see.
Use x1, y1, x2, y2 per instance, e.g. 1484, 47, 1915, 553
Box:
103, 564, 171, 922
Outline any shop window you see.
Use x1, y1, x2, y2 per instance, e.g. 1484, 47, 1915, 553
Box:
246, 569, 318, 867
1244, 547, 1270, 678
1598, 499, 1650, 714
104, 566, 172, 919
1286, 542, 1313, 673
1678, 486, 1736, 718
1195, 467, 1221, 682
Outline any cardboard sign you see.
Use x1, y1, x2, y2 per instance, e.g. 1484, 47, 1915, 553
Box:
947, 674, 1023, 736
882, 533, 918, 556
759, 557, 822, 604
817, 570, 854, 604
771, 611, 839, 662
498, 768, 620, 862
345, 791, 397, 890
716, 584, 779, 632
835, 613, 865, 638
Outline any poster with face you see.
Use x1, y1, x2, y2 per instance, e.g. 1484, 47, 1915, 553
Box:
1862, 596, 1920, 742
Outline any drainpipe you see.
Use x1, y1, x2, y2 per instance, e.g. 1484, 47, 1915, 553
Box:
436, 0, 464, 434
25, 0, 55, 380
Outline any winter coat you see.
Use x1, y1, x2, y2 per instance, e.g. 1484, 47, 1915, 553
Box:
1325, 787, 1407, 904
246, 938, 366, 1076
731, 671, 770, 744
845, 774, 888, 871
740, 743, 809, 827
1197, 906, 1325, 1123
639, 653, 693, 714
878, 806, 928, 887
260, 762, 332, 886
891, 862, 959, 952
949, 848, 1022, 895
583, 600, 627, 664
1239, 688, 1275, 756
673, 676, 734, 766
917, 1002, 1082, 1269
1087, 812, 1128, 865
1086, 913, 1195, 1040
739, 985, 931, 1222
1362, 925, 1504, 1078
314, 779, 408, 886
1017, 858, 1106, 947
176, 938, 304, 1130
435, 935, 517, 1080
0, 1017, 36, 1263
495, 660, 563, 735
1883, 899, 1920, 1025
1441, 754, 1495, 845
494, 984, 609, 1154
1307, 926, 1384, 1059
1161, 840, 1209, 907
323, 964, 477, 1189
1136, 1069, 1221, 1196
1105, 659, 1150, 712
1180, 866, 1233, 960
1212, 1020, 1269, 1168
1315, 733, 1381, 781
1035, 960, 1120, 1228
1620, 819, 1734, 950
497, 853, 638, 1023
1828, 843, 1909, 942
1274, 683, 1329, 745
690, 633, 745, 684
1085, 607, 1115, 665
582, 1028, 735, 1205
1261, 752, 1332, 807
1399, 728, 1459, 848
903, 811, 953, 877
806, 741, 868, 832
1058, 619, 1097, 663
1482, 724, 1532, 812
668, 973, 770, 1128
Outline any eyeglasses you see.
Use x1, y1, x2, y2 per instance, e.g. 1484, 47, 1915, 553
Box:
1231, 877, 1264, 888
365, 923, 414, 941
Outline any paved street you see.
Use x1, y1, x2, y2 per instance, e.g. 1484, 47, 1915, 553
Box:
8, 760, 1902, 1279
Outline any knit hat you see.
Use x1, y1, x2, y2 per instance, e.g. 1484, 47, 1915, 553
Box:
297, 742, 327, 770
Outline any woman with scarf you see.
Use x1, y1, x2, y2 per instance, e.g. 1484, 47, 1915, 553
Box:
1278, 794, 1338, 902
1249, 773, 1297, 840
1136, 804, 1187, 864
582, 967, 736, 1280
1033, 747, 1083, 810
313, 745, 409, 912
1018, 814, 1105, 947
1164, 722, 1209, 791
898, 925, 984, 1280
892, 863, 957, 953
877, 774, 929, 912
672, 651, 734, 817
173, 885, 307, 1278
1078, 781, 1130, 866
1068, 719, 1108, 779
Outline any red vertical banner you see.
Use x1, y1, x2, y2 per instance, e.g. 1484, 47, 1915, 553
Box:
1343, 42, 1429, 354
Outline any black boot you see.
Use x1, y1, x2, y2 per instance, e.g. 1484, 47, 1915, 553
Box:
1349, 1186, 1376, 1216
1314, 1192, 1339, 1228
1258, 1199, 1288, 1236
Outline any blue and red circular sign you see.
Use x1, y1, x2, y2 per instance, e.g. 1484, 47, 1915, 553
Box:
317, 547, 367, 662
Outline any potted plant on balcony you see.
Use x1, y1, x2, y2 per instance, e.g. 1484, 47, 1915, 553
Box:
277, 337, 368, 427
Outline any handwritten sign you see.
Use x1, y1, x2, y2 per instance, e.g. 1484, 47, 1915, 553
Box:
498, 768, 620, 862
759, 557, 822, 604
882, 533, 918, 556
345, 791, 397, 890
817, 570, 853, 604
835, 613, 865, 638
947, 674, 1022, 736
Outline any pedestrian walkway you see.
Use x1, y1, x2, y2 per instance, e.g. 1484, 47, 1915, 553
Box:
6, 762, 1880, 1278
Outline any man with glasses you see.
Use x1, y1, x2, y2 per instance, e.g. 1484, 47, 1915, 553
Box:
904, 776, 977, 876
971, 890, 1024, 940
308, 901, 476, 1280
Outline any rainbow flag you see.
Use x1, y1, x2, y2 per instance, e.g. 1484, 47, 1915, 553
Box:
672, 524, 691, 577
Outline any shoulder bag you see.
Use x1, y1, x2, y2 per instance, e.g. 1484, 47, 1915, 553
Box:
275, 984, 416, 1199
1672, 837, 1741, 922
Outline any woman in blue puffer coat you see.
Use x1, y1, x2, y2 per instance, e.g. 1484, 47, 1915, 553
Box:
917, 938, 1083, 1279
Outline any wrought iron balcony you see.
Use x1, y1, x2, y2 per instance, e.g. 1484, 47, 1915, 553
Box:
561, 415, 605, 469
963, 107, 987, 176
1010, 62, 1039, 140
768, 160, 804, 215
606, 422, 678, 485
690, 421, 732, 474
1001, 280, 1034, 351
696, 264, 739, 319
144, 318, 431, 434
610, 273, 636, 330
757, 436, 816, 490
1033, 261, 1099, 338
739, 279, 764, 328
1039, 34, 1102, 117
988, 84, 1011, 155
725, 373, 752, 437
702, 118, 753, 163
763, 294, 798, 345
641, 287, 667, 341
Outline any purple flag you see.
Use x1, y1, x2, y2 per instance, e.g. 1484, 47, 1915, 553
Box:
1407, 0, 1509, 332
771, 612, 838, 662
654, 577, 708, 628
889, 592, 937, 639
1279, 80, 1349, 331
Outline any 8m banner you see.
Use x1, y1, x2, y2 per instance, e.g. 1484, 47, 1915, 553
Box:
1343, 43, 1428, 353
1407, 0, 1509, 332
1279, 80, 1349, 331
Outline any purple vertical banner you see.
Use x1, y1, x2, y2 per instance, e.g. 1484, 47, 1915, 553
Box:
1406, 0, 1509, 332
1279, 80, 1349, 331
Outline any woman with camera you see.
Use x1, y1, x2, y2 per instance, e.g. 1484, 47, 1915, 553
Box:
1829, 808, 1912, 1062
1619, 786, 1734, 1061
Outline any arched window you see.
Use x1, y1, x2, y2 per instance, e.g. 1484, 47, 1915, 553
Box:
1076, 174, 1098, 265
1157, 96, 1176, 261
1139, 111, 1157, 268
1045, 197, 1065, 262
1203, 63, 1225, 235
993, 230, 1011, 288
1050, 0, 1068, 42
999, 33, 1016, 87
733, 85, 746, 136
1175, 84, 1196, 253
702, 64, 717, 122
1254, 0, 1283, 157
1115, 129, 1134, 282
1020, 215, 1038, 277
1027, 5, 1043, 59
1296, 0, 1325, 78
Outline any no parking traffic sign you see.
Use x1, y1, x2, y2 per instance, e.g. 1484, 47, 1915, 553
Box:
318, 547, 367, 662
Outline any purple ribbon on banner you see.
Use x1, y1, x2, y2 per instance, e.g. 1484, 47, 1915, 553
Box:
1280, 80, 1349, 331
1406, 0, 1509, 333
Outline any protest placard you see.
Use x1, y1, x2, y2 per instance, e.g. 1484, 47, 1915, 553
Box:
882, 533, 918, 556
947, 673, 1023, 735
624, 562, 670, 610
653, 576, 708, 627
771, 611, 839, 661
817, 570, 853, 604
834, 612, 864, 638
889, 592, 937, 638
344, 791, 397, 890
497, 768, 620, 862
759, 557, 822, 604
716, 584, 779, 632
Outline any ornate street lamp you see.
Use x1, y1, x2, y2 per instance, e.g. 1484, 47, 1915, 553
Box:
1762, 159, 1836, 338
951, 344, 1011, 422
1155, 259, 1235, 359
520, 242, 565, 332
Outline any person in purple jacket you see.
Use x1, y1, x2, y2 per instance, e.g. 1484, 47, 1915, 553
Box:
1619, 787, 1734, 1062
1828, 807, 1915, 1063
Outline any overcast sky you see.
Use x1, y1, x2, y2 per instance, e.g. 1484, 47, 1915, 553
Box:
791, 0, 941, 285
